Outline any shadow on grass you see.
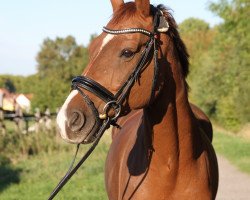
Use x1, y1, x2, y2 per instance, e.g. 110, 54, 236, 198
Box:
0, 156, 22, 192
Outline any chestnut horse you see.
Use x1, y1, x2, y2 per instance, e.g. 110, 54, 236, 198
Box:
56, 0, 218, 199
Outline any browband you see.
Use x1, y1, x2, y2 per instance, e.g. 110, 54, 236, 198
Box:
103, 27, 153, 37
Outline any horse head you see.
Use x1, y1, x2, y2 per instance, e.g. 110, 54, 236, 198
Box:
56, 0, 188, 144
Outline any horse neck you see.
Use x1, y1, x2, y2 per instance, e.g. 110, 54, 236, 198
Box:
143, 43, 195, 163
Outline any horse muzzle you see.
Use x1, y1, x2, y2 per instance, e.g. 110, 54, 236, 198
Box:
56, 90, 101, 144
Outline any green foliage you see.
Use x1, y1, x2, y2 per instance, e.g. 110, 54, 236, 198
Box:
37, 36, 88, 80
0, 35, 89, 112
179, 18, 217, 115
0, 134, 110, 200
207, 0, 250, 129
0, 155, 11, 166
33, 35, 89, 111
180, 0, 250, 130
0, 75, 25, 93
4, 79, 16, 93
0, 127, 68, 160
179, 18, 211, 59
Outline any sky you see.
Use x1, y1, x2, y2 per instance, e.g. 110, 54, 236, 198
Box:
0, 0, 221, 76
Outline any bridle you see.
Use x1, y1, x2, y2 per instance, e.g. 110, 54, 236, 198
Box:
48, 6, 169, 200
71, 7, 169, 143
71, 31, 155, 143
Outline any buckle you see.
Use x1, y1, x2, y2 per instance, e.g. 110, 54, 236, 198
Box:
99, 101, 121, 121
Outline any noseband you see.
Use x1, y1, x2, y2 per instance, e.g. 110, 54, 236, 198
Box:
48, 6, 169, 200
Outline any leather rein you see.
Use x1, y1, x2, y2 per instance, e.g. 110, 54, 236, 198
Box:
48, 7, 169, 200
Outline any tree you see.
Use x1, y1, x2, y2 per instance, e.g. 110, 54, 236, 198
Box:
3, 79, 15, 93
179, 18, 211, 58
179, 18, 217, 116
207, 0, 250, 129
36, 36, 88, 80
34, 35, 89, 111
180, 1, 249, 130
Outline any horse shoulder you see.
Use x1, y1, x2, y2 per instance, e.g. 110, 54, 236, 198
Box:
190, 103, 213, 142
197, 127, 219, 199
188, 106, 218, 199
111, 109, 143, 140
106, 110, 144, 200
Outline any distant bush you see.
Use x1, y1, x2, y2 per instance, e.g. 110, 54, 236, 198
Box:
0, 155, 11, 166
0, 127, 71, 162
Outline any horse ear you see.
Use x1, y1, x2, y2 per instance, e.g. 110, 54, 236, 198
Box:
135, 0, 150, 17
110, 0, 124, 12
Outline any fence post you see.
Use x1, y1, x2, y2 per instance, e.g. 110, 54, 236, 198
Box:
34, 108, 41, 133
44, 107, 51, 131
0, 92, 6, 135
25, 118, 29, 134
14, 100, 24, 134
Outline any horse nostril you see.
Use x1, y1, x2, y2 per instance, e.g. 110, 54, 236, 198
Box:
68, 110, 85, 132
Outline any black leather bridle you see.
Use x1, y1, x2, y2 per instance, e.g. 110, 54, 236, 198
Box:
48, 6, 169, 200
71, 7, 169, 143
71, 29, 155, 142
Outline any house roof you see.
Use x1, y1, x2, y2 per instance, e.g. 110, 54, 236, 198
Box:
0, 88, 32, 111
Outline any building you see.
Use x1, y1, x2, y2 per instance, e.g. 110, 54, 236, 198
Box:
0, 88, 32, 112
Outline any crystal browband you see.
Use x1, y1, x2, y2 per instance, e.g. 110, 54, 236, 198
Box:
103, 27, 153, 37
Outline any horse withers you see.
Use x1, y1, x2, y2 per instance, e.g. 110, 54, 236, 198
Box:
56, 0, 218, 199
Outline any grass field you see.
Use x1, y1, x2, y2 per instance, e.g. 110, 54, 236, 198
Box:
0, 129, 249, 199
213, 131, 250, 174
0, 134, 111, 200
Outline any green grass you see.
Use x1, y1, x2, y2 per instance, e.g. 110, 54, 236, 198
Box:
213, 131, 250, 174
1, 128, 249, 199
0, 135, 111, 200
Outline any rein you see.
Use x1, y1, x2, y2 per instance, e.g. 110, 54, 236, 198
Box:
48, 6, 169, 200
48, 118, 111, 200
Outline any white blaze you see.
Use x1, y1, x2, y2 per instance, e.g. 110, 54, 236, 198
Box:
57, 34, 115, 140
56, 90, 78, 140
84, 34, 115, 75
100, 34, 115, 52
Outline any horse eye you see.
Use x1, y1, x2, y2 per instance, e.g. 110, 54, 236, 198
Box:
121, 49, 135, 58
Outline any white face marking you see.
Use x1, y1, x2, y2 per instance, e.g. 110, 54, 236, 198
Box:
99, 34, 115, 52
56, 90, 78, 141
84, 34, 115, 75
57, 35, 115, 141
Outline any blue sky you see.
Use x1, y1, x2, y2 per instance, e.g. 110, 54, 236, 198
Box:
0, 0, 221, 76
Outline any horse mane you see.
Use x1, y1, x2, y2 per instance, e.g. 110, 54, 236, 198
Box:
111, 2, 190, 84
156, 4, 190, 79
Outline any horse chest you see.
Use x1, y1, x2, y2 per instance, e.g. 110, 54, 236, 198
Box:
105, 117, 177, 199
